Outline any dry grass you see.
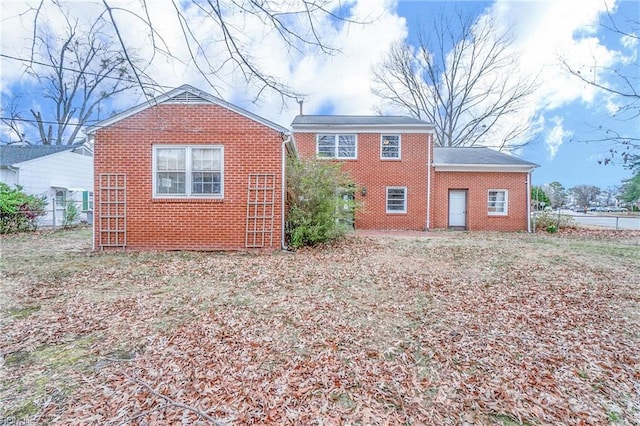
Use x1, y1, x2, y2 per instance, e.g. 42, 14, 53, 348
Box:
1, 226, 639, 424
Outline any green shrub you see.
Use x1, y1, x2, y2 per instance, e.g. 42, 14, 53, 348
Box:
0, 183, 47, 233
286, 158, 359, 248
62, 199, 80, 228
534, 211, 574, 232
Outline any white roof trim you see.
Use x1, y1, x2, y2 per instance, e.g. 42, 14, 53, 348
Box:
86, 85, 289, 135
292, 124, 434, 134
433, 164, 537, 172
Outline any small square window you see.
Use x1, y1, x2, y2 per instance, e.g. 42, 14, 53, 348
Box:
488, 190, 508, 215
386, 187, 407, 213
381, 135, 400, 159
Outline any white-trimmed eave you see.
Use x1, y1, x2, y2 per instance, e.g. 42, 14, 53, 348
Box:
6, 148, 79, 168
85, 86, 290, 135
291, 124, 434, 134
433, 163, 538, 173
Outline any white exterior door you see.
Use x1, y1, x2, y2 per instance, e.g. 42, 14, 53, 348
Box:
449, 190, 467, 228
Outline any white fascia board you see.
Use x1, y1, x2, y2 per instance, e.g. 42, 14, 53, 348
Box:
292, 124, 434, 134
11, 148, 77, 167
433, 164, 537, 172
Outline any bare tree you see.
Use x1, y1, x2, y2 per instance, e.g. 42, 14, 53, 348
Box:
561, 6, 639, 169
371, 10, 538, 150
19, 0, 360, 105
0, 95, 31, 144
16, 5, 139, 145
571, 185, 601, 209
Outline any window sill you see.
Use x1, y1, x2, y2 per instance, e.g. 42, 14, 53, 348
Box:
152, 197, 224, 203
380, 158, 402, 161
487, 213, 508, 217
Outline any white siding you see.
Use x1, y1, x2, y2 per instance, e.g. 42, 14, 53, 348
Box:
0, 169, 18, 186
9, 151, 93, 227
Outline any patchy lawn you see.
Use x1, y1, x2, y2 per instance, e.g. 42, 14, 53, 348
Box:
1, 227, 639, 425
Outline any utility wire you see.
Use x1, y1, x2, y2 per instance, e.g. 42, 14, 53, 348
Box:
0, 53, 172, 90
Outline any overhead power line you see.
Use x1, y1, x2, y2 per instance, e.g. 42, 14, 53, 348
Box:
0, 53, 172, 90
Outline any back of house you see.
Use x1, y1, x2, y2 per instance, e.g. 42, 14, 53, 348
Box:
292, 115, 538, 232
292, 115, 434, 231
88, 85, 291, 251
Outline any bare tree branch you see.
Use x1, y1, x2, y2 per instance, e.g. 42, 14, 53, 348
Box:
372, 9, 539, 150
560, 6, 639, 168
24, 3, 143, 144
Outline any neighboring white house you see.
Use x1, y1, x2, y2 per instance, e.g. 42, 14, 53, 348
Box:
0, 144, 94, 227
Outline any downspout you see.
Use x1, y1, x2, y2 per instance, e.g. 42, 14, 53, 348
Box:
527, 171, 532, 233
7, 165, 19, 183
87, 133, 96, 251
281, 135, 291, 250
426, 132, 432, 230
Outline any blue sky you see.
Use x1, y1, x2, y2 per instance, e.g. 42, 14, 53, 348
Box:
1, 0, 638, 190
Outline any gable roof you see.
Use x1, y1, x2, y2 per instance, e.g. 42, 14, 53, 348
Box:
85, 84, 289, 134
292, 115, 433, 133
0, 144, 79, 167
433, 147, 538, 172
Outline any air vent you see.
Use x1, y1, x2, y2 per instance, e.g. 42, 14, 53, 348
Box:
164, 91, 210, 104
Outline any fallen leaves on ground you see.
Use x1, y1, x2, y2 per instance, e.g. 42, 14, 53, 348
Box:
1, 228, 639, 424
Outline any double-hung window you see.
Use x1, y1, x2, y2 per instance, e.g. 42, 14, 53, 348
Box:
386, 187, 407, 213
381, 135, 400, 159
154, 145, 223, 198
488, 189, 508, 215
316, 134, 357, 159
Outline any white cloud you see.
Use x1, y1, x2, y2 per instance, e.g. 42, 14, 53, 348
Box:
1, 0, 407, 133
546, 116, 572, 159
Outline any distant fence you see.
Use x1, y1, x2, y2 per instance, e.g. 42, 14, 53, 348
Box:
532, 210, 640, 231
39, 199, 93, 229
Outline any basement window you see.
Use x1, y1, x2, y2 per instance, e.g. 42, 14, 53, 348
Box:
153, 145, 223, 198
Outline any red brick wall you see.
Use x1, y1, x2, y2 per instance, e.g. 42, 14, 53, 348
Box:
93, 103, 285, 250
431, 171, 530, 231
294, 132, 430, 230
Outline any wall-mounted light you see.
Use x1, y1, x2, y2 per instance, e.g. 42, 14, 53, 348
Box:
361, 187, 367, 197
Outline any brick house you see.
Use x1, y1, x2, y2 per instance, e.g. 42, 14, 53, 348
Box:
89, 85, 537, 251
292, 115, 538, 232
87, 85, 292, 251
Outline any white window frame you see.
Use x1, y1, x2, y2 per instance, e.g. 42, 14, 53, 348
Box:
380, 134, 401, 160
316, 134, 357, 159
152, 145, 224, 198
386, 186, 407, 214
488, 189, 508, 215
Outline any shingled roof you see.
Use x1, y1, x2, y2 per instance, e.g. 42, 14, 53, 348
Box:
292, 115, 433, 133
0, 144, 80, 167
433, 147, 538, 171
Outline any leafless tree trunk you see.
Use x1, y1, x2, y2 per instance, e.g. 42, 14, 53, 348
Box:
24, 5, 138, 145
371, 10, 538, 150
